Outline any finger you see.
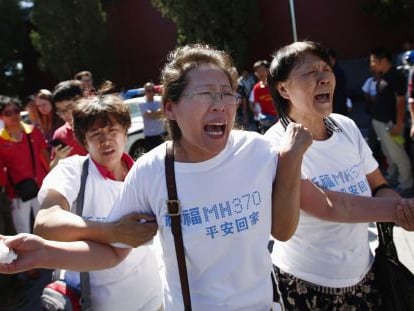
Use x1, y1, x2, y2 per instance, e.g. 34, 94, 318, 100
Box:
129, 213, 157, 222
403, 203, 414, 228
397, 204, 409, 228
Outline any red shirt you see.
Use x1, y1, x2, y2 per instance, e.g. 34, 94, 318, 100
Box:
0, 123, 49, 198
51, 122, 87, 159
91, 153, 134, 181
252, 82, 277, 117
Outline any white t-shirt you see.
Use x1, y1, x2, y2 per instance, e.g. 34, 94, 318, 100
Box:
109, 130, 278, 311
38, 155, 163, 311
265, 114, 378, 288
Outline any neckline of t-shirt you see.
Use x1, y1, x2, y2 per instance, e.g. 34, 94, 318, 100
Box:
174, 133, 235, 173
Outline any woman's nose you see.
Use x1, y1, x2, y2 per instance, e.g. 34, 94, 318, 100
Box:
318, 72, 331, 85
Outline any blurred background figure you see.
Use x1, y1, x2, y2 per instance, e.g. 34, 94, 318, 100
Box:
236, 68, 256, 128
370, 47, 413, 195
0, 95, 49, 234
138, 82, 166, 153
35, 89, 64, 145
249, 60, 278, 132
49, 80, 88, 168
361, 71, 386, 171
22, 94, 40, 126
328, 48, 348, 116
396, 39, 414, 67
74, 70, 96, 97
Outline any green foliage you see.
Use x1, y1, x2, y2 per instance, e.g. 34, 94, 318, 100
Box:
360, 0, 414, 29
0, 0, 25, 96
30, 0, 113, 83
150, 0, 260, 68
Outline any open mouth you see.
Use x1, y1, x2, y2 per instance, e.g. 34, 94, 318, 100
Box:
102, 148, 115, 156
204, 122, 226, 137
314, 92, 330, 103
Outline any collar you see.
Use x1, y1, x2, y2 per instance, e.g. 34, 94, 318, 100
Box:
91, 153, 134, 181
0, 122, 34, 142
280, 115, 343, 137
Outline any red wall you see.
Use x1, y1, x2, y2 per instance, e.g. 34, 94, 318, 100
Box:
249, 0, 411, 62
104, 0, 413, 88
104, 0, 177, 88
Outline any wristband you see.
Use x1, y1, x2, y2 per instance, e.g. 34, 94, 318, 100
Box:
372, 183, 392, 197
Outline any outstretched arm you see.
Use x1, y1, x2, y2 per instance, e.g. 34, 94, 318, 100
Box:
271, 123, 312, 241
34, 189, 157, 247
0, 233, 130, 274
300, 179, 414, 230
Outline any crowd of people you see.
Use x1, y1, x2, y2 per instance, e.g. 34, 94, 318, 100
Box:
0, 41, 414, 310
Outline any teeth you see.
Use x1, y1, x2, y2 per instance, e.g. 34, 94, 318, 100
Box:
206, 130, 223, 136
207, 122, 225, 126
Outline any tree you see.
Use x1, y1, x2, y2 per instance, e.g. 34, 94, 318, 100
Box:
360, 0, 414, 30
30, 0, 113, 84
0, 0, 25, 96
150, 0, 260, 69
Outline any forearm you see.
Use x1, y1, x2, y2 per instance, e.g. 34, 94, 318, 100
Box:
146, 109, 163, 119
271, 151, 302, 241
41, 240, 126, 271
303, 183, 399, 223
34, 207, 116, 244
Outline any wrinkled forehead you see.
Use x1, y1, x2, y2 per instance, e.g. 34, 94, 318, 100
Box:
185, 64, 232, 88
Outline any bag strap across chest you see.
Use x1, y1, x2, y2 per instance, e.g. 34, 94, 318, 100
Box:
165, 141, 192, 310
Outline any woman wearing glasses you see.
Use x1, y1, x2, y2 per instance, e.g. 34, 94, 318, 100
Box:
0, 96, 49, 234
2, 44, 412, 310
0, 44, 311, 310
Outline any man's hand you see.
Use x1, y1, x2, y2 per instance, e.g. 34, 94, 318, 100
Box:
389, 123, 404, 136
112, 213, 158, 247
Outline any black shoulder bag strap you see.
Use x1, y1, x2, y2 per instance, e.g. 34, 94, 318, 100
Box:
7, 132, 36, 186
165, 141, 192, 310
376, 222, 398, 258
75, 159, 92, 311
26, 133, 37, 176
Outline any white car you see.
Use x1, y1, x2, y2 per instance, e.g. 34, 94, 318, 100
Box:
124, 97, 146, 159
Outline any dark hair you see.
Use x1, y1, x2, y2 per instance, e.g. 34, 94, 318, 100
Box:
370, 47, 392, 63
74, 71, 92, 81
52, 80, 83, 106
160, 43, 236, 141
327, 48, 337, 59
253, 60, 269, 71
0, 95, 21, 113
268, 41, 331, 118
72, 94, 131, 147
22, 95, 36, 109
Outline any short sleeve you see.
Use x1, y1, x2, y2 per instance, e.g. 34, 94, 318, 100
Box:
38, 155, 84, 206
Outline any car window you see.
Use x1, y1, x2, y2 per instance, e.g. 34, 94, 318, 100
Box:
129, 102, 142, 118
